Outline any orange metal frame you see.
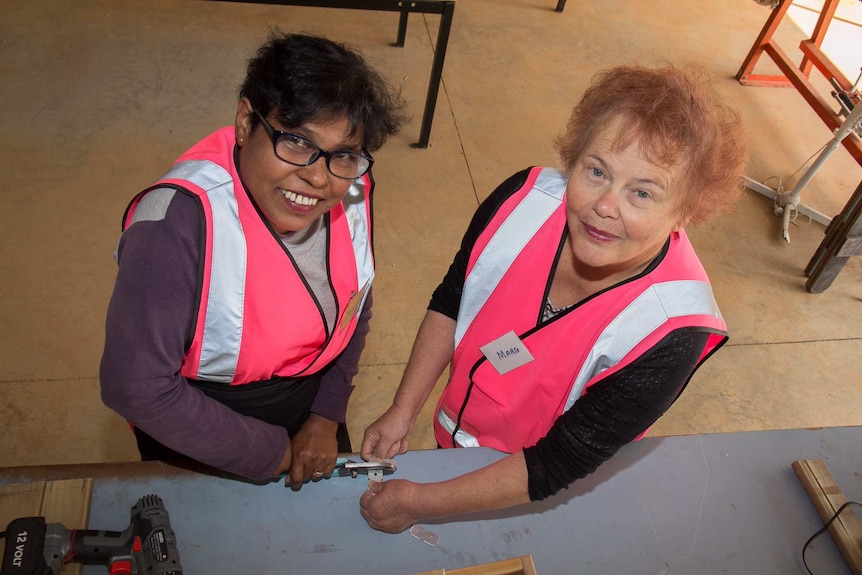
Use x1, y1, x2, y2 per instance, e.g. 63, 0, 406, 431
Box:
736, 0, 862, 166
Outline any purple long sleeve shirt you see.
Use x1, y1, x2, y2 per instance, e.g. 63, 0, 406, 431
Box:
100, 189, 371, 481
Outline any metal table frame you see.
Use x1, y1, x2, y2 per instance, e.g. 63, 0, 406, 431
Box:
211, 0, 456, 148
209, 1, 567, 147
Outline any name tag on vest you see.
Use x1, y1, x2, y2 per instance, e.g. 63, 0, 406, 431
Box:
480, 331, 535, 375
339, 280, 369, 332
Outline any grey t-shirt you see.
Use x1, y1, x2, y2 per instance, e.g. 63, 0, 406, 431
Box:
279, 217, 336, 334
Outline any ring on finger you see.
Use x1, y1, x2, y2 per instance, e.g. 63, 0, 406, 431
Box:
313, 471, 324, 478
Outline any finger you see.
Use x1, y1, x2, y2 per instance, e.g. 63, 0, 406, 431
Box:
379, 441, 399, 461
308, 459, 330, 481
359, 505, 377, 528
324, 455, 338, 477
311, 454, 337, 481
385, 440, 405, 460
371, 436, 394, 461
359, 506, 383, 532
360, 433, 378, 461
359, 485, 380, 511
288, 463, 305, 491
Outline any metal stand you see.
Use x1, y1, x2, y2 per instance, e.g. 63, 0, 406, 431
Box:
747, 103, 862, 242
736, 0, 862, 243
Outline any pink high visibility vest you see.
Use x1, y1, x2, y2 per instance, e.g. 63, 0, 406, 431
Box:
123, 127, 375, 384
435, 167, 727, 451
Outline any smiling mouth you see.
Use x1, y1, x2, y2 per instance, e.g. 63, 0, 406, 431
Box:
583, 223, 618, 241
280, 189, 320, 207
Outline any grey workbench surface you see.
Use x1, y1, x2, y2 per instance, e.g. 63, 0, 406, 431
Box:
3, 426, 860, 574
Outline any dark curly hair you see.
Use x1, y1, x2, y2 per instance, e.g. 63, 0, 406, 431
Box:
555, 65, 749, 225
240, 31, 408, 152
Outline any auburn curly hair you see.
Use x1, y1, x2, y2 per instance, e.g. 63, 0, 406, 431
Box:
555, 65, 749, 225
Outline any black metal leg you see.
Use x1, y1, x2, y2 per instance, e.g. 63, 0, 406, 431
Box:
805, 179, 862, 293
555, 0, 566, 12
413, 1, 454, 148
395, 10, 408, 47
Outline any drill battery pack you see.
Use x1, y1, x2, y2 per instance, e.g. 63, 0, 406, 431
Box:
1, 516, 49, 575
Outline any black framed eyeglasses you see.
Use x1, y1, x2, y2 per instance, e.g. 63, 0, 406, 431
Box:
252, 110, 373, 180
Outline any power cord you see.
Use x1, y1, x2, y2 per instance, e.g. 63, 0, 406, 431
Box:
758, 139, 827, 207
784, 140, 830, 189
758, 139, 828, 228
801, 500, 862, 574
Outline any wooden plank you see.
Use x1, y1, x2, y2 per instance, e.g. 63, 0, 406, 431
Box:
805, 179, 862, 292
792, 459, 862, 575
0, 482, 47, 569
0, 480, 93, 575
413, 555, 538, 575
41, 478, 93, 530
0, 481, 47, 525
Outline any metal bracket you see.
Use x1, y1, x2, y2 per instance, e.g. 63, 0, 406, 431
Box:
333, 458, 397, 479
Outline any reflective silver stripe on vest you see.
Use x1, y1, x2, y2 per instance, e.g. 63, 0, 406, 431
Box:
436, 408, 480, 447
455, 169, 567, 346
441, 280, 720, 448
128, 188, 176, 225
342, 178, 375, 304
562, 279, 722, 412
165, 160, 246, 383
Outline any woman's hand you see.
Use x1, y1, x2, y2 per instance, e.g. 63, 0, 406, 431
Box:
286, 414, 339, 490
360, 404, 414, 461
360, 453, 532, 534
359, 479, 421, 533
360, 310, 456, 461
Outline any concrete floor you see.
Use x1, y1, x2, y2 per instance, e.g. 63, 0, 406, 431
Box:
1, 0, 860, 469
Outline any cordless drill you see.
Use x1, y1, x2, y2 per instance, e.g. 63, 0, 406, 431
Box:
1, 494, 182, 575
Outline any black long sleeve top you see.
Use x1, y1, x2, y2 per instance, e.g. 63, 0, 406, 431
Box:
429, 168, 711, 501
100, 189, 370, 481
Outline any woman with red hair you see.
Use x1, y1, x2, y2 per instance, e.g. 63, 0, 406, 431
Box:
360, 64, 748, 532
